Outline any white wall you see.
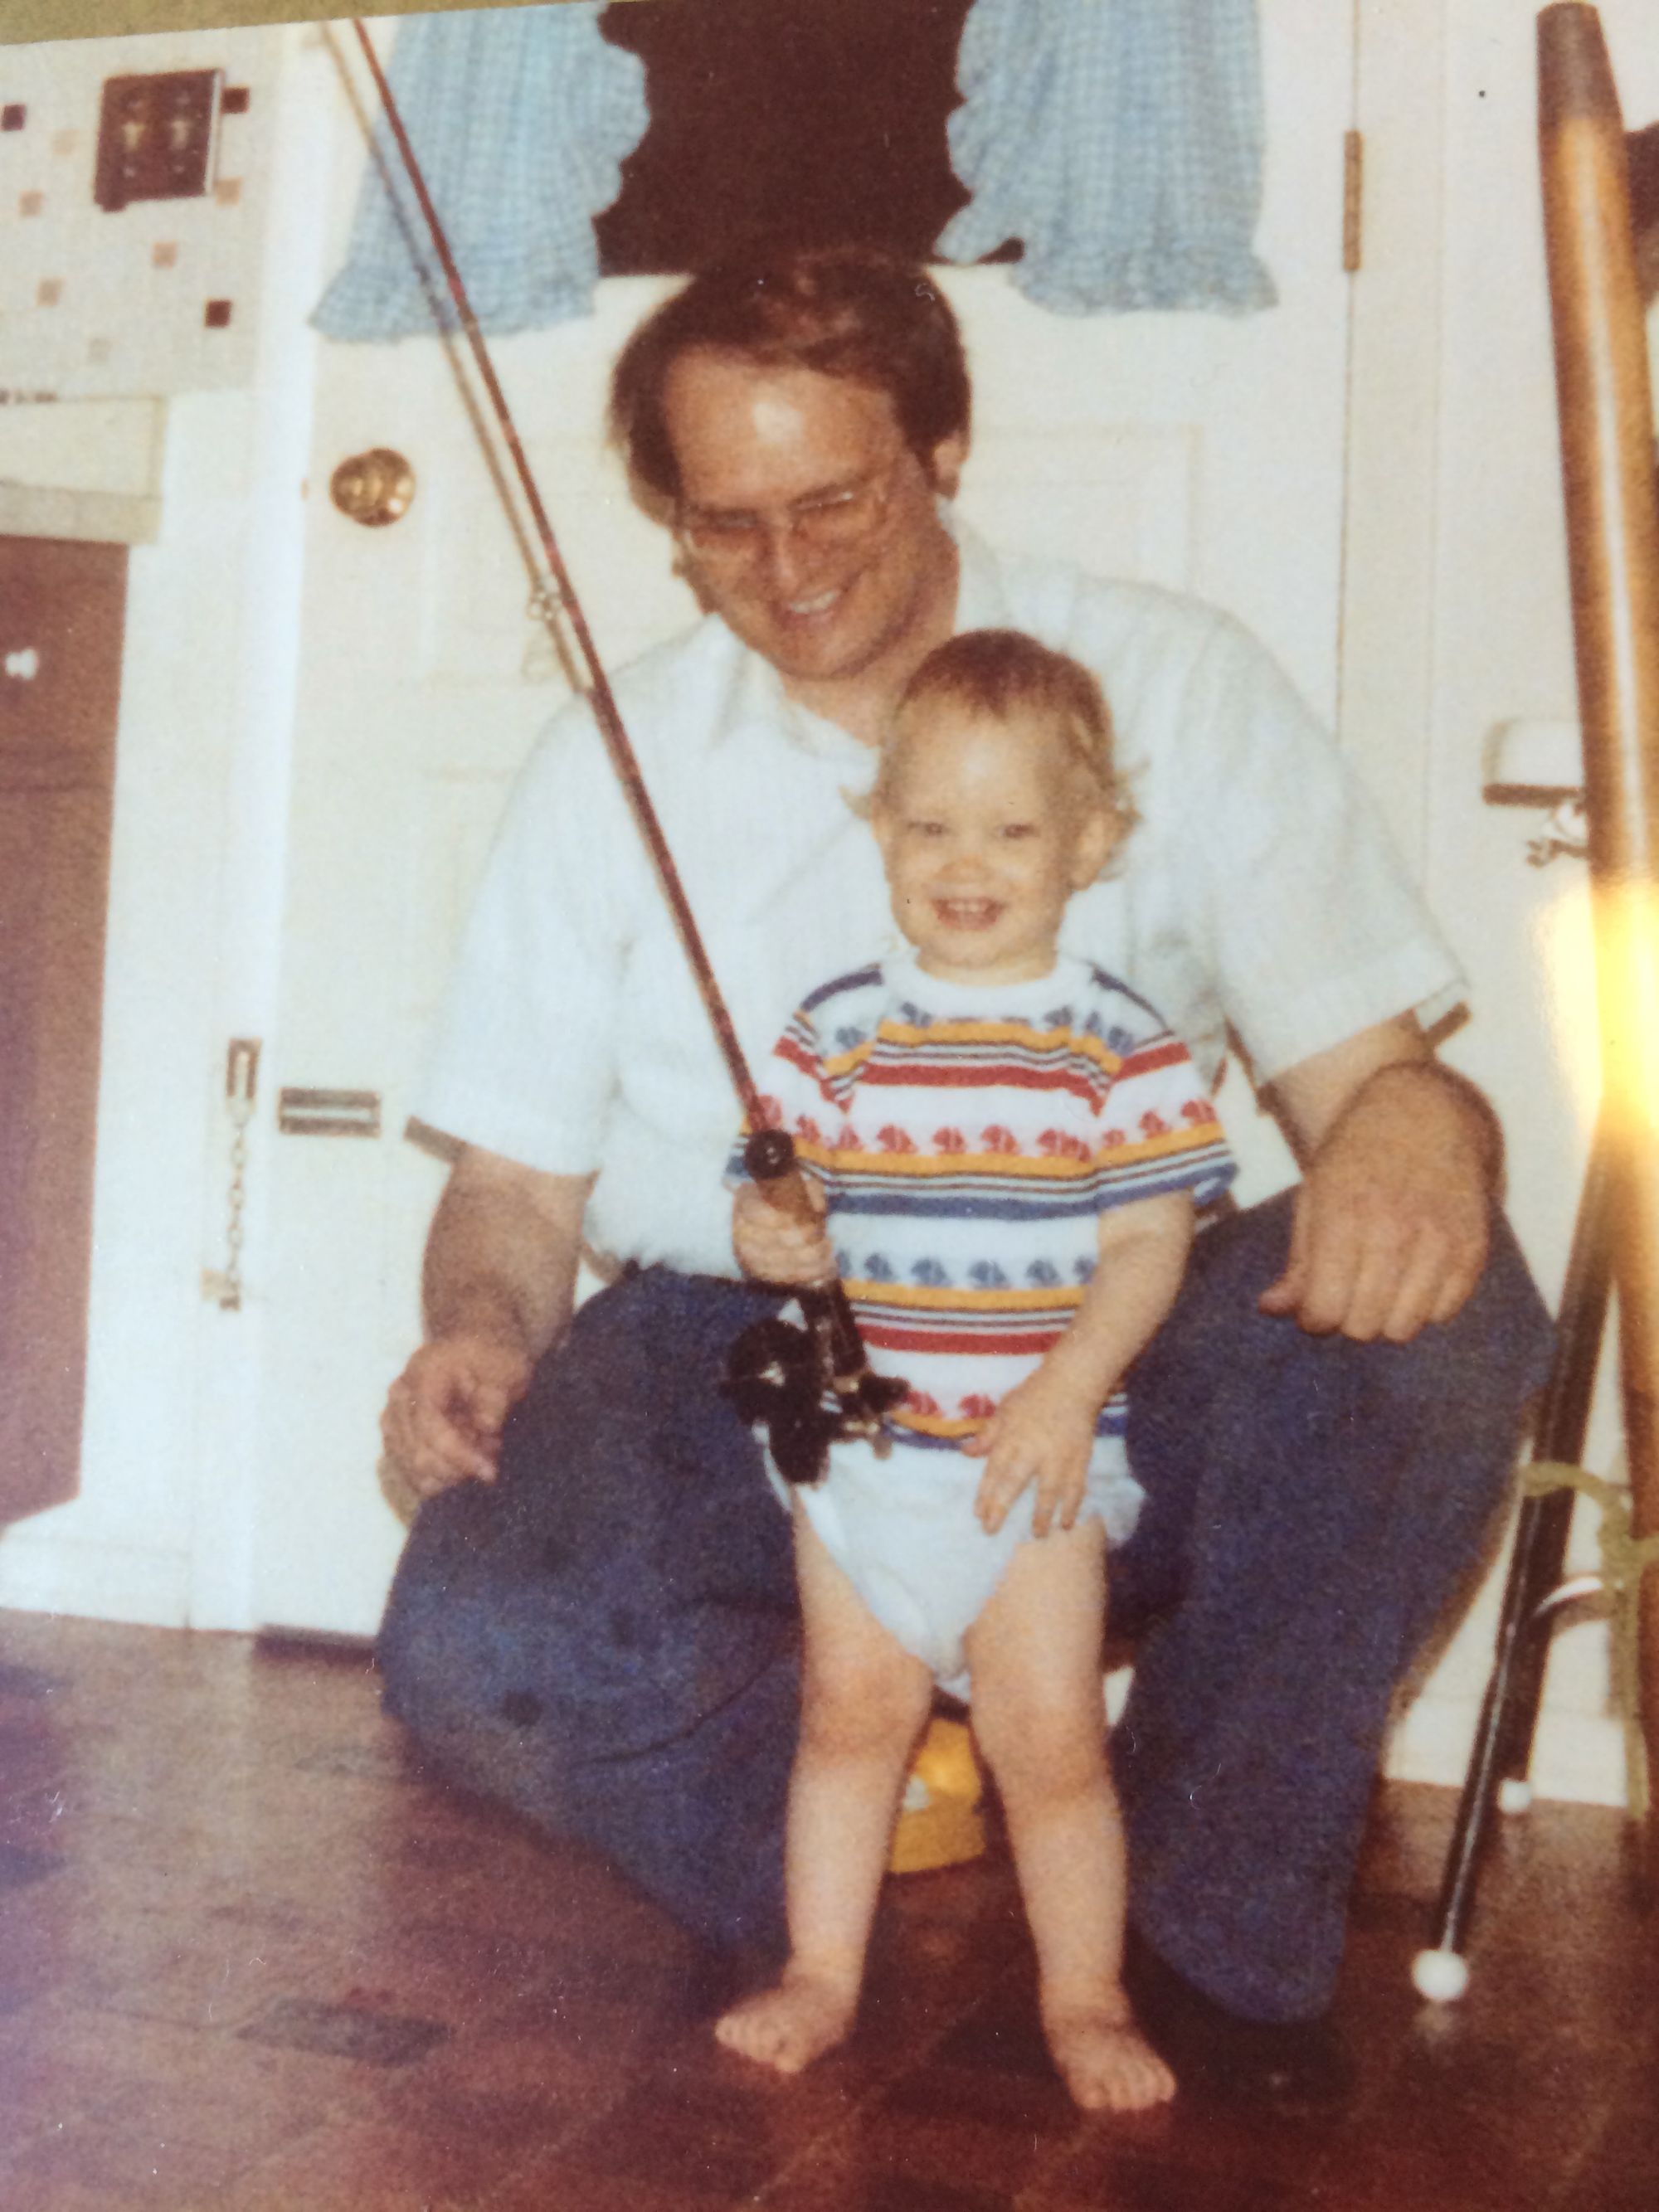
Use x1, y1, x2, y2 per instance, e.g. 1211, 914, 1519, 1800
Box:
0, 21, 316, 1627
1359, 0, 1659, 1806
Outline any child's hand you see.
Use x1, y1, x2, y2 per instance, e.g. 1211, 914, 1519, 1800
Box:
962, 1369, 1100, 1538
732, 1178, 837, 1286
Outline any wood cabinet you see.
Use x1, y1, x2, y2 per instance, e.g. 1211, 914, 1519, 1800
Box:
0, 536, 125, 1524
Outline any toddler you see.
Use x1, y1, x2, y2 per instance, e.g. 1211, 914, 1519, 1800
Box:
718, 630, 1235, 2110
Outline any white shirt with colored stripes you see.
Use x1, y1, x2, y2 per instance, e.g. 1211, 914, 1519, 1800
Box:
742, 950, 1237, 1447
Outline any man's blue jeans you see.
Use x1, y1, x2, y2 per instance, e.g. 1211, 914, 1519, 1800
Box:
377, 1192, 1553, 2020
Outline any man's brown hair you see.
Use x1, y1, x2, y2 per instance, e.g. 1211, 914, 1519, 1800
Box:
610, 246, 971, 507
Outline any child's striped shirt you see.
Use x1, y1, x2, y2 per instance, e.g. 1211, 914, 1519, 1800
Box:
736, 951, 1236, 1450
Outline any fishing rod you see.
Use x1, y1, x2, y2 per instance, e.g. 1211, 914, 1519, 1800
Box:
346, 18, 903, 1480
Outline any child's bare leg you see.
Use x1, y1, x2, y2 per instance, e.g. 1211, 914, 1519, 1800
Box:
965, 1522, 1174, 2112
715, 1504, 934, 2074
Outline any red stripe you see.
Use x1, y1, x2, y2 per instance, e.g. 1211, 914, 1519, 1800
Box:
857, 1059, 1102, 1103
861, 1324, 1068, 1358
1117, 1038, 1189, 1079
776, 1035, 841, 1106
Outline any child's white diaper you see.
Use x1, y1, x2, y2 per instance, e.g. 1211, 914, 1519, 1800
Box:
781, 1432, 1143, 1700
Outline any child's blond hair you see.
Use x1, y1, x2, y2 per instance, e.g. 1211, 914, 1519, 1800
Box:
869, 630, 1136, 861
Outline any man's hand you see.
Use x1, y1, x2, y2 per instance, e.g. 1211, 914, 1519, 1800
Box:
381, 1146, 593, 1505
963, 1370, 1099, 1539
1262, 1044, 1497, 1343
381, 1334, 533, 1499
732, 1177, 836, 1285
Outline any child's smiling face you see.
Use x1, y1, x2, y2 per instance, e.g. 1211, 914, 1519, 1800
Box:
871, 702, 1118, 986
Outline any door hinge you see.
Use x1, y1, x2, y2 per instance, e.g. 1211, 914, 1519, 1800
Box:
1343, 129, 1364, 274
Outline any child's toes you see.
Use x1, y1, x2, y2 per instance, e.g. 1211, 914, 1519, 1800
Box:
1048, 2011, 1175, 2113
713, 1974, 856, 2077
1111, 2042, 1176, 2111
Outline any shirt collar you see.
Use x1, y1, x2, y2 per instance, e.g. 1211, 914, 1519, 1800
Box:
710, 508, 1013, 760
884, 944, 1087, 1015
722, 637, 873, 766
948, 511, 1014, 634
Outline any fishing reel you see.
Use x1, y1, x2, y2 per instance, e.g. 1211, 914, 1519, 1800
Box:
723, 1129, 909, 1486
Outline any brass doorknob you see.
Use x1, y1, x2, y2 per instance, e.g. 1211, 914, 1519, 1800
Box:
329, 447, 416, 527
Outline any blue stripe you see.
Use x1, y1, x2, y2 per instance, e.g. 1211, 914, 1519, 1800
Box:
1084, 965, 1173, 1031
867, 1036, 1105, 1063
833, 1191, 1109, 1222
798, 963, 884, 1017
823, 1145, 1234, 1218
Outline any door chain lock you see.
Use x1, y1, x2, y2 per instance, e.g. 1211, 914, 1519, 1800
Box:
203, 1038, 260, 1310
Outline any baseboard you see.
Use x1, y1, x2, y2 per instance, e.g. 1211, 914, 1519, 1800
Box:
1386, 1691, 1627, 1809
0, 1530, 192, 1628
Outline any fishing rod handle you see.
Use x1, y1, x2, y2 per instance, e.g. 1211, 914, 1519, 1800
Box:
742, 1128, 867, 1377
743, 1127, 827, 1229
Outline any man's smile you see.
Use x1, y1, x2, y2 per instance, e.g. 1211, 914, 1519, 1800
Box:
776, 581, 849, 625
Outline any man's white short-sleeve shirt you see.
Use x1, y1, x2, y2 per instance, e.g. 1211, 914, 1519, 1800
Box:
416, 524, 1463, 1275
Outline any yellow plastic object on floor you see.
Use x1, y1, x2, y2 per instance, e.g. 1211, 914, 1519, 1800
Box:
888, 1714, 986, 1873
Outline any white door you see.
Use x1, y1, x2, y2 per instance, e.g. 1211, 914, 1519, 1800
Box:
251, 1, 1356, 1634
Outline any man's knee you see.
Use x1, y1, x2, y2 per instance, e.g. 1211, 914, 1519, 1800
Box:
1137, 1196, 1548, 1439
377, 1482, 502, 1728
1154, 1190, 1543, 1361
1116, 1194, 1552, 1626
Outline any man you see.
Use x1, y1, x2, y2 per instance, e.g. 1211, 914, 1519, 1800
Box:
377, 248, 1552, 2107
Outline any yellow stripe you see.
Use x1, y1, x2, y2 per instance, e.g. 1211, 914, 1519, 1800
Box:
884, 1017, 1122, 1069
818, 1037, 878, 1084
793, 1128, 1222, 1179
1112, 1127, 1224, 1162
795, 1145, 1093, 1181
847, 1280, 1083, 1314
821, 1018, 1124, 1083
892, 1411, 989, 1441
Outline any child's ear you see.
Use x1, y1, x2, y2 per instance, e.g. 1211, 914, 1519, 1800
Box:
1069, 803, 1121, 887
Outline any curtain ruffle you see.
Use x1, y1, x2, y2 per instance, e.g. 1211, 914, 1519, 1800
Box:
937, 0, 1276, 316
314, 5, 647, 343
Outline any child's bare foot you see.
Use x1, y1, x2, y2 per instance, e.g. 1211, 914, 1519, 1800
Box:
713, 1966, 859, 2076
1044, 1997, 1176, 2112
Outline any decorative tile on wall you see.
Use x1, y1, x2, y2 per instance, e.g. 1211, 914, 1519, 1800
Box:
0, 27, 278, 400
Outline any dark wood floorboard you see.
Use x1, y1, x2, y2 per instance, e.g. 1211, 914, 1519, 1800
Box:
0, 1609, 1651, 2210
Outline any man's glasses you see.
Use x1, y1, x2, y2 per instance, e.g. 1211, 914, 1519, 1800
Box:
675, 455, 905, 566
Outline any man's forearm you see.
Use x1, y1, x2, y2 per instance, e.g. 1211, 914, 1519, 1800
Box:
1267, 1018, 1428, 1159
1337, 1058, 1505, 1190
1269, 1018, 1499, 1185
422, 1148, 595, 1363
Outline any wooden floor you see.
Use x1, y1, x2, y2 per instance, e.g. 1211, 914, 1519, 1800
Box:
0, 1608, 1652, 2211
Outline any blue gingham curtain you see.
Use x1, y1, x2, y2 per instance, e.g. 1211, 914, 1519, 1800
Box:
937, 0, 1276, 315
314, 5, 646, 342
